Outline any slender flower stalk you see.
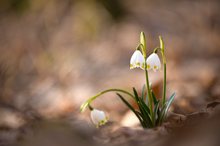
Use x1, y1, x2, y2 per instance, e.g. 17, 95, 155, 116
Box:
159, 36, 166, 105
144, 64, 154, 121
162, 62, 166, 105
80, 88, 135, 112
140, 32, 154, 120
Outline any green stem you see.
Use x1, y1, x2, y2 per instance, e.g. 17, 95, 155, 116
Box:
159, 35, 166, 106
161, 53, 166, 106
80, 88, 135, 112
144, 63, 154, 122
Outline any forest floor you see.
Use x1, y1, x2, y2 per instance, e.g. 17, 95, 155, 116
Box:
0, 58, 219, 146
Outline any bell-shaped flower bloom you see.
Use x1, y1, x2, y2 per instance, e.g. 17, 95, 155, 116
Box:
90, 109, 108, 127
146, 53, 161, 72
130, 50, 145, 70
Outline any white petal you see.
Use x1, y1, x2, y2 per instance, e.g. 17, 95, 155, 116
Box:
130, 50, 139, 69
90, 109, 107, 126
97, 111, 105, 121
136, 52, 145, 69
146, 53, 161, 71
90, 110, 99, 125
154, 57, 161, 69
130, 50, 145, 69
146, 55, 154, 70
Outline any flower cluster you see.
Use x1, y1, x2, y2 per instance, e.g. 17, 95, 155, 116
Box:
80, 32, 175, 128
130, 51, 161, 71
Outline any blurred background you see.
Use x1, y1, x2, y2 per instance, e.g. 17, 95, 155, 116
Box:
0, 0, 220, 145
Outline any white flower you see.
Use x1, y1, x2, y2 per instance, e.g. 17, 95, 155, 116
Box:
90, 109, 108, 127
146, 53, 161, 72
130, 50, 145, 70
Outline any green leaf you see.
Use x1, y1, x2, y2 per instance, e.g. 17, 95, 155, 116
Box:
116, 93, 137, 115
156, 107, 161, 125
164, 92, 175, 117
159, 92, 175, 124
116, 93, 146, 128
139, 101, 153, 127
133, 87, 150, 115
138, 104, 153, 127
132, 87, 139, 101
145, 95, 148, 106
158, 104, 166, 125
139, 99, 150, 115
132, 87, 153, 127
151, 91, 159, 105
136, 112, 147, 128
153, 101, 160, 125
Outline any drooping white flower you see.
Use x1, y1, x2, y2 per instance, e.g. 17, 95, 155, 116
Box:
90, 109, 108, 127
146, 53, 161, 72
130, 50, 145, 70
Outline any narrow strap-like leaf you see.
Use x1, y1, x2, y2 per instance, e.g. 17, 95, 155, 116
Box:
156, 107, 161, 125
116, 93, 146, 128
137, 95, 152, 126
158, 103, 166, 125
136, 111, 148, 128
153, 101, 160, 125
138, 100, 153, 127
139, 99, 151, 115
133, 87, 153, 127
133, 87, 140, 102
151, 91, 159, 105
159, 92, 175, 124
163, 92, 175, 118
145, 94, 148, 105
139, 106, 152, 127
